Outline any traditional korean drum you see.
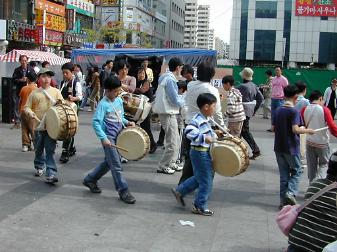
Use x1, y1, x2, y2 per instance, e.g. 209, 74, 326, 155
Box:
210, 136, 249, 177
116, 126, 150, 161
45, 103, 78, 141
120, 92, 151, 123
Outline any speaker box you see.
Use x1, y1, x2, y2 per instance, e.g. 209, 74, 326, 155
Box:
1, 77, 14, 123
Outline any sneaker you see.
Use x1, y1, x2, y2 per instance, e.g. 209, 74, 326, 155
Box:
119, 191, 136, 204
87, 108, 92, 112
45, 175, 59, 185
121, 157, 128, 163
285, 192, 297, 206
83, 180, 102, 193
60, 150, 69, 163
192, 204, 214, 216
249, 151, 261, 160
22, 145, 29, 152
28, 145, 34, 151
157, 167, 175, 174
171, 188, 185, 207
69, 147, 76, 157
34, 169, 44, 177
170, 162, 183, 172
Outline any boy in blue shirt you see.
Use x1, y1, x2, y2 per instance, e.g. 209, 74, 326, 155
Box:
83, 76, 136, 204
273, 85, 314, 210
172, 93, 222, 216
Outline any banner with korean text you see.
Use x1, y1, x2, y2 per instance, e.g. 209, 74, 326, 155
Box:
296, 0, 337, 16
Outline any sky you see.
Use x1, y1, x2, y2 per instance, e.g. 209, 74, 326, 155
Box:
197, 0, 233, 43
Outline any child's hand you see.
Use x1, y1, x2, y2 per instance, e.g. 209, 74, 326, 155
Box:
127, 121, 135, 127
102, 139, 112, 147
306, 128, 315, 135
205, 136, 213, 144
214, 130, 224, 138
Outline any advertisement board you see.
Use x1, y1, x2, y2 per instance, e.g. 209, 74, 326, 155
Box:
100, 0, 119, 6
7, 21, 36, 43
35, 10, 66, 32
35, 0, 66, 16
101, 7, 119, 27
296, 0, 337, 16
67, 0, 95, 17
36, 27, 63, 46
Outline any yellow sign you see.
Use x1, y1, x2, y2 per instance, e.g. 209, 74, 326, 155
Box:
35, 10, 66, 32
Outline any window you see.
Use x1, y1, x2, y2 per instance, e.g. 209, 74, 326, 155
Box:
254, 30, 276, 61
319, 32, 337, 63
321, 16, 328, 20
255, 1, 277, 18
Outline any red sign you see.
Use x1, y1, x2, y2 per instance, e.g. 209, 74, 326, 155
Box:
35, 0, 66, 16
296, 0, 337, 16
36, 27, 64, 46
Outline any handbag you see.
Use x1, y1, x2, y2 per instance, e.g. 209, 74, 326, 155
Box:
276, 181, 337, 236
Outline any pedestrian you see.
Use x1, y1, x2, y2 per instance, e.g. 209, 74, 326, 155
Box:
301, 90, 337, 182
222, 75, 246, 137
88, 66, 100, 112
141, 59, 154, 86
134, 67, 157, 153
323, 78, 337, 119
29, 61, 40, 74
179, 62, 225, 184
273, 85, 315, 209
79, 66, 94, 111
287, 151, 337, 252
19, 71, 38, 152
24, 68, 63, 183
38, 61, 57, 88
237, 67, 264, 160
172, 93, 223, 216
12, 55, 35, 127
294, 81, 310, 111
116, 60, 136, 93
59, 63, 83, 164
181, 64, 196, 84
260, 70, 273, 119
270, 66, 289, 132
152, 57, 184, 174
83, 76, 136, 204
99, 60, 115, 99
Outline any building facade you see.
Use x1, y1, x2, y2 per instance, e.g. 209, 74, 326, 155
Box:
196, 5, 210, 49
184, 0, 197, 48
230, 0, 337, 68
167, 0, 185, 48
215, 37, 225, 58
208, 29, 215, 49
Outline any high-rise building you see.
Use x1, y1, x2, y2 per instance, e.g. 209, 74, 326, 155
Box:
167, 0, 185, 48
153, 0, 169, 48
196, 5, 210, 49
184, 0, 198, 48
230, 0, 337, 69
209, 29, 215, 50
215, 37, 225, 58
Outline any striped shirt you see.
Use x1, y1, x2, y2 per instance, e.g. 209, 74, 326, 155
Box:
288, 179, 337, 252
185, 113, 216, 148
225, 87, 246, 123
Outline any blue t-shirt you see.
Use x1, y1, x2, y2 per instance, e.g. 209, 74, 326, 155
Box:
273, 106, 301, 155
295, 95, 310, 112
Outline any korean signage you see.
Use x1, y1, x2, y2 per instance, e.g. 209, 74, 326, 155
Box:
35, 10, 66, 32
66, 9, 76, 30
36, 27, 64, 46
102, 7, 119, 27
67, 0, 95, 17
35, 0, 66, 16
296, 0, 337, 16
100, 0, 119, 6
63, 32, 86, 47
7, 21, 36, 43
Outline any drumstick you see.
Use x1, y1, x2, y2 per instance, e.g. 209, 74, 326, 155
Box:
111, 144, 129, 152
313, 127, 328, 132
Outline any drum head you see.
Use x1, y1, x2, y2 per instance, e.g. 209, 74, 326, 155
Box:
45, 107, 61, 140
116, 127, 150, 160
211, 144, 241, 177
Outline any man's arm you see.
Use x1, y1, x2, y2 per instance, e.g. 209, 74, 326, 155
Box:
323, 106, 337, 137
165, 78, 184, 107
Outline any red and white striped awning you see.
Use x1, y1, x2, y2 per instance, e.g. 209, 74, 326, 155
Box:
0, 50, 70, 65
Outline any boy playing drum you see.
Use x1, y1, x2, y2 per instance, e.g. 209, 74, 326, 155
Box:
83, 76, 136, 204
172, 93, 223, 216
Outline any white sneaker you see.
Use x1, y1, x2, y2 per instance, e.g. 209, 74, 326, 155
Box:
87, 108, 92, 112
157, 167, 175, 174
170, 162, 183, 172
121, 157, 128, 163
22, 146, 28, 152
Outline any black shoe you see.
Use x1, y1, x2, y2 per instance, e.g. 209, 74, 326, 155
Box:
249, 151, 261, 160
83, 180, 102, 193
60, 150, 69, 163
45, 175, 59, 185
171, 188, 185, 207
156, 141, 164, 147
149, 143, 157, 154
69, 147, 76, 157
119, 191, 136, 204
192, 204, 214, 216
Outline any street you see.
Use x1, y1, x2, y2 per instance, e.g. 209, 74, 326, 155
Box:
0, 112, 333, 252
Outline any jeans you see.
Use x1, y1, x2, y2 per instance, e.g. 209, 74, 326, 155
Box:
34, 130, 57, 177
275, 152, 303, 202
176, 149, 214, 210
271, 98, 284, 123
158, 114, 179, 169
80, 86, 91, 109
241, 117, 260, 153
84, 138, 128, 193
306, 144, 329, 182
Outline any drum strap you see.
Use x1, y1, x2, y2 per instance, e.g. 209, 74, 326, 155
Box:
36, 88, 56, 131
112, 105, 126, 128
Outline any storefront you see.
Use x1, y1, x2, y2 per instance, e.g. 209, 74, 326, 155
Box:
66, 0, 95, 32
6, 20, 38, 51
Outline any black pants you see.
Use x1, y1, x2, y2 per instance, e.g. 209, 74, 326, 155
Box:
140, 113, 156, 148
62, 136, 75, 153
178, 137, 193, 184
328, 105, 336, 119
157, 127, 165, 145
241, 117, 260, 154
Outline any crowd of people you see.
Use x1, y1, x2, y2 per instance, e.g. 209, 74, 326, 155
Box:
9, 54, 337, 251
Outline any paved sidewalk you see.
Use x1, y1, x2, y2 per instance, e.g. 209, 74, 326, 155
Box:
0, 112, 335, 252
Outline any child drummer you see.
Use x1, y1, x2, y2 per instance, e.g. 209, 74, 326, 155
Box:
172, 93, 223, 216
83, 76, 136, 204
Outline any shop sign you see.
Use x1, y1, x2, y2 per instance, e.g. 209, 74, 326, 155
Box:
36, 27, 64, 46
100, 0, 119, 6
63, 32, 85, 47
67, 0, 95, 17
66, 9, 76, 31
296, 0, 337, 16
35, 10, 66, 32
35, 0, 66, 16
7, 20, 36, 43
